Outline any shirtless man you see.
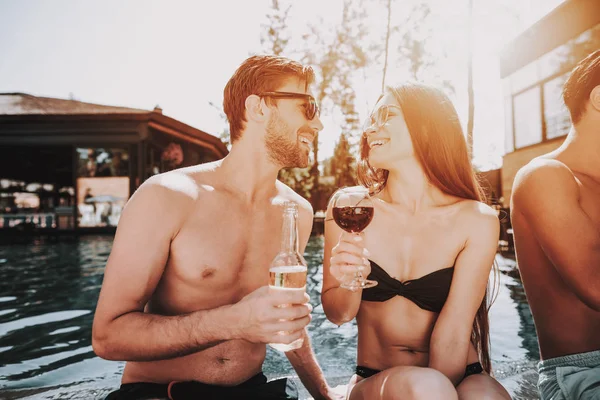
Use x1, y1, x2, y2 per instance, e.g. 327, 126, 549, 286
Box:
92, 55, 340, 400
511, 50, 600, 399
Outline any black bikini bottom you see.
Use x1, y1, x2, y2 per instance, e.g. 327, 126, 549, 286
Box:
356, 362, 484, 383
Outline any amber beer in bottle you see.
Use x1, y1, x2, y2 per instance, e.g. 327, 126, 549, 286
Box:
268, 201, 308, 352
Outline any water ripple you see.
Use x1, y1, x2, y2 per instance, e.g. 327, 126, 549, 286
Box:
0, 311, 90, 336
0, 297, 17, 303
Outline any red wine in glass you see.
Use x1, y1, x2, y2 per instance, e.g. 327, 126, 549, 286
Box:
332, 206, 374, 233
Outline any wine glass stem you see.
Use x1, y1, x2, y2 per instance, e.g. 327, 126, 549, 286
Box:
353, 232, 365, 284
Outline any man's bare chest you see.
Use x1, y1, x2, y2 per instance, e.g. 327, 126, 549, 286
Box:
168, 211, 283, 287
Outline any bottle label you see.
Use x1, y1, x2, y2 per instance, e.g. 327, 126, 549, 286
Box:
269, 265, 307, 289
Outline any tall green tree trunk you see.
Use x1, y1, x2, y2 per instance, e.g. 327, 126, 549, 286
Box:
467, 0, 474, 159
382, 0, 392, 92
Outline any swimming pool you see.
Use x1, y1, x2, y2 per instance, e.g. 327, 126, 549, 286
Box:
0, 235, 540, 399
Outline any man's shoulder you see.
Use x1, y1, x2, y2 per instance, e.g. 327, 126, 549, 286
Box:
135, 162, 222, 204
275, 181, 313, 215
514, 157, 576, 193
511, 157, 580, 214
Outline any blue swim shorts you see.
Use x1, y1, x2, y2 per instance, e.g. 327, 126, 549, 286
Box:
537, 349, 600, 400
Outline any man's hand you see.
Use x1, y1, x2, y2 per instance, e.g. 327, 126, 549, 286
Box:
231, 286, 312, 345
320, 384, 347, 400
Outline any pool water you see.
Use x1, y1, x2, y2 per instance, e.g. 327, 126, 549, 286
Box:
0, 235, 540, 399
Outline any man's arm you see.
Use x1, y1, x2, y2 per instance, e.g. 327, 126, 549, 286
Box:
286, 331, 340, 399
92, 175, 239, 361
429, 204, 499, 385
512, 159, 600, 310
92, 175, 310, 361
285, 198, 340, 400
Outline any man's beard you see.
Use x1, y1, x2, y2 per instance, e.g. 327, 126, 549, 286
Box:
264, 112, 310, 169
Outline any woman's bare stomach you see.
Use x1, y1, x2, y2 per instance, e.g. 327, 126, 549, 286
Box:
356, 303, 480, 371
122, 340, 266, 385
357, 340, 480, 370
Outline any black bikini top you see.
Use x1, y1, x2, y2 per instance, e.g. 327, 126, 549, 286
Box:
361, 260, 454, 313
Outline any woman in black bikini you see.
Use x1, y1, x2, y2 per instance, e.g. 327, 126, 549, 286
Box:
322, 83, 511, 399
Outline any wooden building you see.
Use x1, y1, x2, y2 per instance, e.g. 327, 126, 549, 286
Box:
499, 0, 600, 206
0, 93, 228, 233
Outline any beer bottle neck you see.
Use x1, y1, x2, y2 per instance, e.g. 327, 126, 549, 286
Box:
280, 209, 299, 254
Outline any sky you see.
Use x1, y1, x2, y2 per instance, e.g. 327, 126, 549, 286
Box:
0, 0, 565, 170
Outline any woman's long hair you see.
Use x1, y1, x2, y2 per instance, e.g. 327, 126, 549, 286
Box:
357, 82, 498, 374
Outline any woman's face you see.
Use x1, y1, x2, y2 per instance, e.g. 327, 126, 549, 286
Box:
364, 93, 415, 170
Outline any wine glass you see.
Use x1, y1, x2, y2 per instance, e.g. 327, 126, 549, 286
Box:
331, 187, 378, 290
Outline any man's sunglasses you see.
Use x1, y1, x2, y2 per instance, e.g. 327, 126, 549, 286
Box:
363, 104, 402, 134
259, 91, 320, 121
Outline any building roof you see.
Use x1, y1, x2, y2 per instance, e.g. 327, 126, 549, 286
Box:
0, 93, 228, 158
0, 93, 148, 115
499, 0, 600, 78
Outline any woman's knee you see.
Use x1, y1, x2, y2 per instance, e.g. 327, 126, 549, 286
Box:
457, 374, 511, 400
381, 367, 458, 400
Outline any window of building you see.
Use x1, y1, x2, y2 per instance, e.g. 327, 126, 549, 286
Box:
504, 23, 600, 154
514, 86, 542, 149
543, 73, 571, 140
76, 147, 130, 228
509, 61, 539, 95
0, 146, 74, 230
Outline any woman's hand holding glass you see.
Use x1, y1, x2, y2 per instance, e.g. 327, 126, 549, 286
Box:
330, 187, 377, 290
329, 232, 373, 291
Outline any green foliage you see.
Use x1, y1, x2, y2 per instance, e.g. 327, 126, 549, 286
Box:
330, 133, 356, 188
208, 101, 230, 150
278, 167, 312, 199
260, 0, 292, 56
299, 0, 370, 201
388, 2, 455, 95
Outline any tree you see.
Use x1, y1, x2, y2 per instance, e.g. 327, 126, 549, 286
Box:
260, 0, 292, 56
301, 0, 370, 202
381, 0, 392, 91
208, 101, 230, 150
330, 133, 356, 187
394, 2, 454, 94
467, 0, 474, 158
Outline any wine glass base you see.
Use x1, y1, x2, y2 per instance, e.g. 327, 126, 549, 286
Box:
340, 280, 378, 291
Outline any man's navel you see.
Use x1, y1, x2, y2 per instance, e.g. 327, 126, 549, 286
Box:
201, 268, 216, 279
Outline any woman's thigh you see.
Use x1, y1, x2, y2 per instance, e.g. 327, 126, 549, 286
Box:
456, 373, 511, 400
348, 366, 458, 400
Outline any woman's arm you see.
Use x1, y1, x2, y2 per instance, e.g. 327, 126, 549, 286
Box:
321, 198, 367, 325
429, 202, 499, 385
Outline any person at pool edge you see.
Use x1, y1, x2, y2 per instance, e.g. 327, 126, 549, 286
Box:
322, 82, 511, 399
92, 55, 343, 400
511, 50, 600, 399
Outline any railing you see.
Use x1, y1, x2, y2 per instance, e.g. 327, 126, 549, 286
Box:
0, 213, 57, 229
